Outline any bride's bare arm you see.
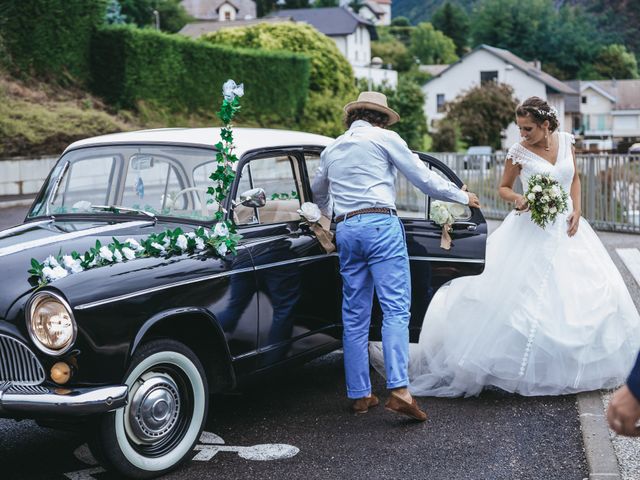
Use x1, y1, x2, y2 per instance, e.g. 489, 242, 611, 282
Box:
567, 145, 581, 236
498, 160, 527, 209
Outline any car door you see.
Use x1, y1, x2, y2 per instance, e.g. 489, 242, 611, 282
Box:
370, 152, 488, 342
230, 148, 341, 370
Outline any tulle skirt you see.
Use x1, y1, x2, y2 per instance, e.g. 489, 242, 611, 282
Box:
371, 208, 640, 397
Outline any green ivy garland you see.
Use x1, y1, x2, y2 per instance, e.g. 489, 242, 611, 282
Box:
28, 80, 245, 287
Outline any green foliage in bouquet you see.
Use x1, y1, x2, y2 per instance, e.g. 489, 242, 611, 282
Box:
525, 173, 569, 229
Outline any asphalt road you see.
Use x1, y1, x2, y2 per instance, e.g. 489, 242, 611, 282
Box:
5, 206, 640, 480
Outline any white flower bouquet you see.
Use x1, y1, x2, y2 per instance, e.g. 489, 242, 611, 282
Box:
297, 202, 335, 253
523, 174, 569, 228
429, 201, 467, 250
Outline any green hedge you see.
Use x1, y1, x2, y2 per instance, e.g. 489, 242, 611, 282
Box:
0, 0, 107, 82
90, 26, 311, 122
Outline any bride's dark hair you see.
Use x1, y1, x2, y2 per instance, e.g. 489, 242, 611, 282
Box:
516, 97, 559, 132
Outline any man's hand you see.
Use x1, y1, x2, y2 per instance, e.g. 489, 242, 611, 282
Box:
607, 385, 640, 436
466, 192, 480, 209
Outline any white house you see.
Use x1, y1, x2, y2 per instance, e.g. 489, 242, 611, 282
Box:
565, 80, 640, 151
423, 45, 577, 150
180, 0, 256, 20
339, 0, 392, 26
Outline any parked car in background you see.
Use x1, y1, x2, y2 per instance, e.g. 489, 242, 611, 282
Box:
463, 145, 493, 170
628, 143, 640, 154
0, 127, 487, 478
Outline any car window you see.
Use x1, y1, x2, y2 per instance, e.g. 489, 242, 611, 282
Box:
396, 163, 471, 221
234, 155, 301, 225
122, 156, 184, 213
49, 156, 118, 213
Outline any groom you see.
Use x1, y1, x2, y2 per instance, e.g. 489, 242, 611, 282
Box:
312, 91, 480, 420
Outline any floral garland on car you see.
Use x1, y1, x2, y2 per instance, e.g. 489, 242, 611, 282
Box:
28, 80, 245, 287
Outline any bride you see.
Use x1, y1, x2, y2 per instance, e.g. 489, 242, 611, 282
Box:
371, 96, 640, 397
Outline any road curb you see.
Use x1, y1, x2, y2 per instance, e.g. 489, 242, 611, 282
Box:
577, 391, 622, 480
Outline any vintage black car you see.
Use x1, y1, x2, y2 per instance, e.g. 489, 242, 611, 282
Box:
0, 127, 487, 478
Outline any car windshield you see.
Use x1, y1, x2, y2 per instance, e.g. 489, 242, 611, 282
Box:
28, 145, 221, 222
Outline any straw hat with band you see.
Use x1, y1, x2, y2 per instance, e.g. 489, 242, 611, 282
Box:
344, 91, 401, 126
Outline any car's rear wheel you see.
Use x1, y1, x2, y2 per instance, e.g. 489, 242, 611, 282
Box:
91, 339, 208, 479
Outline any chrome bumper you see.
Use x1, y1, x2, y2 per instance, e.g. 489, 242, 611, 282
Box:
0, 382, 128, 417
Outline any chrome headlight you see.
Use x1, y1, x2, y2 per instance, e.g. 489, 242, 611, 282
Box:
26, 291, 76, 355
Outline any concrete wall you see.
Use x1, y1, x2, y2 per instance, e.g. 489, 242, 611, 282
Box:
0, 156, 57, 196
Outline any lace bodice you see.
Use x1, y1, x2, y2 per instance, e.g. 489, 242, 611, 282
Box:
507, 132, 575, 193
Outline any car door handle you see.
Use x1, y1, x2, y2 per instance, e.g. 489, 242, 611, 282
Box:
451, 221, 477, 231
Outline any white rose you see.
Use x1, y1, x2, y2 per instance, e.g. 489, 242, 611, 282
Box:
44, 255, 60, 268
213, 222, 229, 237
99, 246, 114, 262
550, 186, 560, 198
222, 79, 244, 102
541, 195, 549, 203
186, 232, 196, 239
549, 206, 557, 214
297, 202, 322, 223
195, 238, 205, 251
62, 255, 83, 274
532, 185, 543, 193
527, 193, 536, 201
430, 202, 453, 226
176, 235, 188, 250
217, 243, 228, 256
543, 206, 549, 213
125, 238, 143, 251
113, 249, 123, 262
122, 247, 136, 260
151, 242, 165, 252
44, 265, 68, 281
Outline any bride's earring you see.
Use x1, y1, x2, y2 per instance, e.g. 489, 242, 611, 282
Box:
544, 131, 550, 151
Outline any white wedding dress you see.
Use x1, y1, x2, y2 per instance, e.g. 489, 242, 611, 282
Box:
371, 131, 640, 397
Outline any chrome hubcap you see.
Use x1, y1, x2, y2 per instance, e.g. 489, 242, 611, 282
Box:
127, 372, 180, 444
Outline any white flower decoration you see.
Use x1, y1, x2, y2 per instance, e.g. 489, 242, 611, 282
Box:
113, 249, 123, 263
62, 255, 83, 274
217, 243, 228, 256
122, 247, 136, 260
125, 238, 144, 252
195, 238, 205, 251
151, 242, 165, 253
44, 265, 68, 281
222, 79, 244, 102
297, 202, 322, 223
176, 235, 188, 250
44, 255, 60, 268
99, 246, 114, 262
213, 222, 229, 237
532, 185, 542, 193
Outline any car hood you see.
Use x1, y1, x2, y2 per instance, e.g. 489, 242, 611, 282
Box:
0, 217, 204, 319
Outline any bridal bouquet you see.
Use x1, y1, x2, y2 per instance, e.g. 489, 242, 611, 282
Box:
297, 202, 336, 253
523, 174, 569, 229
430, 201, 467, 250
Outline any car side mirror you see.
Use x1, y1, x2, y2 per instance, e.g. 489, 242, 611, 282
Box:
237, 188, 266, 208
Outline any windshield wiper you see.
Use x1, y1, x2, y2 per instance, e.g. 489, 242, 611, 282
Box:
90, 205, 157, 224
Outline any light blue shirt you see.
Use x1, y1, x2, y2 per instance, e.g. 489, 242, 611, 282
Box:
311, 120, 469, 218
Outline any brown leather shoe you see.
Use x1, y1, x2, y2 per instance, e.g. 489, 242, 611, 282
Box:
352, 394, 380, 414
385, 393, 427, 421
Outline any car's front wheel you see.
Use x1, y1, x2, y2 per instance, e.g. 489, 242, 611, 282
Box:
92, 339, 208, 479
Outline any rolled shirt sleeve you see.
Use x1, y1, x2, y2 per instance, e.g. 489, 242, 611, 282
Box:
384, 131, 469, 205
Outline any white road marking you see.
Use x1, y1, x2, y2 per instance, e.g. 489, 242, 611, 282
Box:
616, 248, 640, 287
192, 431, 299, 462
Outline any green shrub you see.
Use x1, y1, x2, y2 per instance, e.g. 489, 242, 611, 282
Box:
0, 0, 107, 83
90, 26, 310, 123
202, 22, 357, 136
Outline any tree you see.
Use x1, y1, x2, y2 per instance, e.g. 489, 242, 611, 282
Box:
371, 34, 413, 72
431, 119, 457, 152
391, 16, 411, 27
118, 0, 191, 32
410, 22, 458, 65
105, 0, 127, 24
384, 78, 428, 150
313, 0, 338, 6
284, 0, 311, 9
431, 2, 469, 56
445, 82, 517, 149
591, 44, 639, 79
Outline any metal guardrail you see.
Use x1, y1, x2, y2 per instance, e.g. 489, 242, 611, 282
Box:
397, 153, 640, 234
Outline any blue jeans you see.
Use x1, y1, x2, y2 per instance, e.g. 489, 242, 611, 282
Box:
336, 213, 411, 399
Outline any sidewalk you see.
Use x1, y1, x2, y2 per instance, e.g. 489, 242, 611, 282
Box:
0, 193, 36, 208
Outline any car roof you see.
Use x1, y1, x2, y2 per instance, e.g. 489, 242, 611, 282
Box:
63, 127, 334, 156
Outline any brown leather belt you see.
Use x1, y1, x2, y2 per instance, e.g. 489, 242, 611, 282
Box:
335, 207, 397, 223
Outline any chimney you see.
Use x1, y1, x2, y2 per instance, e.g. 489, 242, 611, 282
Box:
532, 60, 542, 70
